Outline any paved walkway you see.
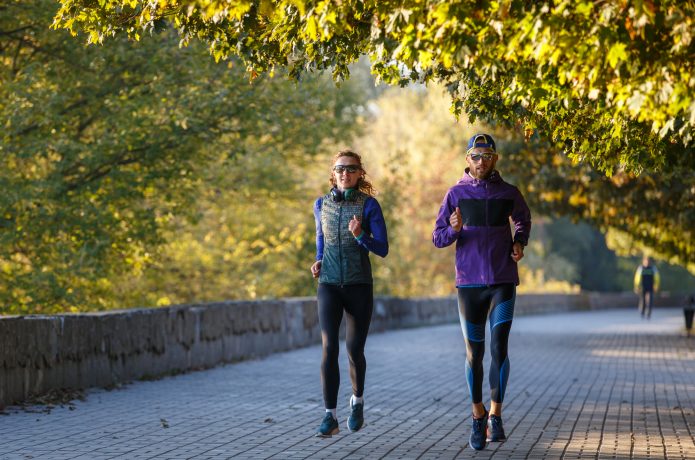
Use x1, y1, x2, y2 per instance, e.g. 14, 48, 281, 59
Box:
1, 308, 694, 459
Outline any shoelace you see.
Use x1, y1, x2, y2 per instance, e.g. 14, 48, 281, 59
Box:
472, 416, 485, 431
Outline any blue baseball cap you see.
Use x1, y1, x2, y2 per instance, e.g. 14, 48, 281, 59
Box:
466, 133, 496, 154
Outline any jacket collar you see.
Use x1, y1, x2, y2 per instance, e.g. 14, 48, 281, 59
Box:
458, 168, 503, 186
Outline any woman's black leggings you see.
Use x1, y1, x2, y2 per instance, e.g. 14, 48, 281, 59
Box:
457, 283, 516, 404
318, 283, 373, 409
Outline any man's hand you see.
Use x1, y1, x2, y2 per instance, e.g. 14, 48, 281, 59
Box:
511, 242, 524, 262
349, 214, 363, 238
450, 207, 463, 232
310, 260, 322, 279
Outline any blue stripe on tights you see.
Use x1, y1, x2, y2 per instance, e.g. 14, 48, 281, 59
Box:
499, 357, 510, 401
465, 321, 485, 342
489, 296, 515, 330
465, 360, 474, 395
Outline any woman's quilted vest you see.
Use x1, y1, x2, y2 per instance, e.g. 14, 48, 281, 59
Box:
319, 191, 373, 285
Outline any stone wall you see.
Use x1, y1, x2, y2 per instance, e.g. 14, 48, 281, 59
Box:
0, 292, 684, 408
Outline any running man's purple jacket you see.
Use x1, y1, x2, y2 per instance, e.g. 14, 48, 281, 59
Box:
432, 169, 531, 286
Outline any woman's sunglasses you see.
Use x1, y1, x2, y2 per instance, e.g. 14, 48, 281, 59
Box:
333, 165, 360, 174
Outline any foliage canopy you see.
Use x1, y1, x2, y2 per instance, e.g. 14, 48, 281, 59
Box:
1, 1, 361, 313
356, 87, 694, 280
504, 140, 694, 269
3, 1, 694, 314
53, 0, 695, 176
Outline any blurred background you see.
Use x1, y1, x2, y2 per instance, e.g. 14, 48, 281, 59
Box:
2, 2, 693, 315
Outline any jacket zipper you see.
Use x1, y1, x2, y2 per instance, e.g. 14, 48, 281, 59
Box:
338, 203, 344, 287
485, 182, 491, 285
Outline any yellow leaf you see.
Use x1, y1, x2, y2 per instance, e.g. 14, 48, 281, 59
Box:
306, 16, 319, 40
607, 43, 627, 68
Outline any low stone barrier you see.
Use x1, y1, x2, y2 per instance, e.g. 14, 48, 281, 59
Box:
0, 292, 683, 408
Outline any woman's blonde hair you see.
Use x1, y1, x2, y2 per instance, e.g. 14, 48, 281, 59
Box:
329, 150, 376, 197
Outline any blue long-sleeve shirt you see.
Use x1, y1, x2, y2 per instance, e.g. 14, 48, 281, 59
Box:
314, 196, 389, 261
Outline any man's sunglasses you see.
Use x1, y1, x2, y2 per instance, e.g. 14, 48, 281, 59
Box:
468, 153, 494, 162
333, 165, 360, 174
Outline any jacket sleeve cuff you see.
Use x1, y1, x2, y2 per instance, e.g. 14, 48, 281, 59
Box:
513, 236, 528, 246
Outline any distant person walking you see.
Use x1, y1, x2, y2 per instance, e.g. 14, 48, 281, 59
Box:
433, 134, 531, 451
685, 294, 695, 335
634, 256, 660, 319
311, 150, 389, 437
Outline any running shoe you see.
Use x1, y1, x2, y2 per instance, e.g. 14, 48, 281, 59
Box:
315, 412, 339, 437
347, 400, 364, 432
487, 414, 506, 442
469, 409, 488, 450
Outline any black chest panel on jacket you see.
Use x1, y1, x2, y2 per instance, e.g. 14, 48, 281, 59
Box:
457, 198, 514, 227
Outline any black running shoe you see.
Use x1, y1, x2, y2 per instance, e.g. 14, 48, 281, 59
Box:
469, 410, 488, 450
347, 400, 364, 432
315, 412, 339, 437
487, 414, 506, 442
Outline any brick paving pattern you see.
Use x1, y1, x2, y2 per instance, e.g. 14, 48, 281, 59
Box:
0, 308, 693, 459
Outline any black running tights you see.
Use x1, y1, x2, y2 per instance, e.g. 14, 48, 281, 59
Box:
318, 283, 373, 409
457, 283, 516, 405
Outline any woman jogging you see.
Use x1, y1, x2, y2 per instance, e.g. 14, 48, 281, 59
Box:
311, 150, 389, 437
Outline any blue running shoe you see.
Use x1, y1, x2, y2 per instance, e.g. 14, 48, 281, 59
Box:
347, 400, 364, 432
487, 414, 506, 442
469, 410, 488, 450
316, 412, 339, 437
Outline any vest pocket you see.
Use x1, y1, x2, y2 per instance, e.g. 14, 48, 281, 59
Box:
342, 250, 372, 284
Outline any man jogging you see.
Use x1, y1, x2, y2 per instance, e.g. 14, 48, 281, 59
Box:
634, 255, 660, 319
432, 133, 531, 451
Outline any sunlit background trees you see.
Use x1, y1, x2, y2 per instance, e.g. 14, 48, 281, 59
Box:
2, 1, 693, 314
